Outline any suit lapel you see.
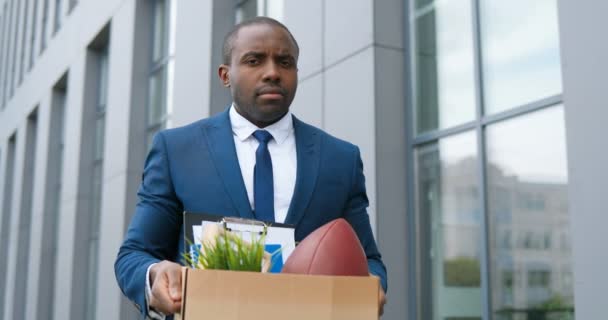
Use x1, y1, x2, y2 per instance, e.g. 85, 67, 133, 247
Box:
285, 116, 321, 226
203, 110, 254, 219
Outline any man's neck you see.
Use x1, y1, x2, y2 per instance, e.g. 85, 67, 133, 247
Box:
233, 104, 287, 128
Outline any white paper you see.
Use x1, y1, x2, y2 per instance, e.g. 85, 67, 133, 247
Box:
191, 221, 295, 269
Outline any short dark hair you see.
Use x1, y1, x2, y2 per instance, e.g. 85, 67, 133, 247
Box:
222, 16, 300, 65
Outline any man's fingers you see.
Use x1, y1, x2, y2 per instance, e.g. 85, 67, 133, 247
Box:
150, 280, 181, 314
368, 273, 386, 316
378, 289, 387, 316
166, 265, 183, 300
149, 261, 183, 315
149, 296, 180, 315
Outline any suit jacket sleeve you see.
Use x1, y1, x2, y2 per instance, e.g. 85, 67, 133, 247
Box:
344, 146, 388, 292
114, 131, 183, 318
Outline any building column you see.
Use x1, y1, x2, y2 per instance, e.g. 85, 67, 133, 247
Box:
95, 1, 147, 319
51, 51, 86, 320
373, 0, 408, 319
2, 124, 25, 320
558, 1, 608, 319
24, 91, 52, 320
171, 0, 233, 127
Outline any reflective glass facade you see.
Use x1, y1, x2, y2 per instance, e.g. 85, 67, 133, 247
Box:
146, 0, 174, 148
410, 1, 573, 319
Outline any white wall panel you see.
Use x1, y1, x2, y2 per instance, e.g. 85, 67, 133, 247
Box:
290, 72, 323, 128
324, 47, 377, 233
324, 0, 373, 67
282, 0, 323, 79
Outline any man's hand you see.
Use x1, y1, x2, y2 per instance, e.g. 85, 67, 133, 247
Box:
149, 261, 182, 315
378, 287, 387, 316
370, 273, 387, 316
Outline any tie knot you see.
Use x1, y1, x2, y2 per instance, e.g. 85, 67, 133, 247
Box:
253, 130, 273, 144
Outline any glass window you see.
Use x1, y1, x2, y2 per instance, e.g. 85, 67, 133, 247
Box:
85, 162, 102, 320
410, 1, 570, 319
236, 0, 258, 23
0, 4, 7, 106
28, 0, 38, 70
19, 0, 30, 84
37, 86, 66, 319
147, 0, 173, 148
415, 131, 482, 320
487, 106, 574, 319
147, 67, 167, 128
97, 49, 108, 110
236, 0, 286, 24
2, 0, 16, 107
151, 0, 168, 64
264, 0, 284, 21
94, 117, 105, 161
85, 46, 109, 320
13, 111, 39, 319
53, 0, 62, 33
40, 0, 49, 53
0, 135, 17, 314
480, 0, 562, 114
415, 0, 433, 10
413, 0, 476, 133
9, 0, 22, 98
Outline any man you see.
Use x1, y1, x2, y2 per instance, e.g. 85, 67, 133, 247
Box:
115, 17, 387, 319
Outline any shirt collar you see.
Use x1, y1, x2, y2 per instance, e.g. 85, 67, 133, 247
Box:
229, 103, 293, 144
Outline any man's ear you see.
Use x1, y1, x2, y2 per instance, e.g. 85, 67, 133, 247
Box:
218, 64, 230, 87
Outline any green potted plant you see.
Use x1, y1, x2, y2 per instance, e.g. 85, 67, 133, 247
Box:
183, 222, 274, 272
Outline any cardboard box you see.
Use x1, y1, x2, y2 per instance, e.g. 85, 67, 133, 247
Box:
177, 268, 379, 320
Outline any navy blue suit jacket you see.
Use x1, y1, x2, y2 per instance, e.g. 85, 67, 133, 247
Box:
115, 109, 387, 318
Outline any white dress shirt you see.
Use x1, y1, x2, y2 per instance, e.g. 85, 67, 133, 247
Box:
146, 105, 297, 319
229, 104, 297, 223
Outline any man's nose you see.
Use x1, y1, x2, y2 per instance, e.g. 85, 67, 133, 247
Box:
262, 62, 281, 82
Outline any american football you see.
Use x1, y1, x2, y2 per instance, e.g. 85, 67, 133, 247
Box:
281, 218, 369, 276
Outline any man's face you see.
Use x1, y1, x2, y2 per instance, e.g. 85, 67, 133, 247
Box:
219, 24, 298, 128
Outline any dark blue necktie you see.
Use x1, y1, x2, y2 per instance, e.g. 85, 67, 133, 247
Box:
253, 130, 275, 223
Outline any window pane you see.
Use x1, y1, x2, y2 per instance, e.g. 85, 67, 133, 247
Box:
480, 0, 562, 114
54, 0, 62, 32
18, 0, 30, 84
415, 0, 433, 10
486, 106, 575, 320
414, 0, 476, 134
265, 0, 284, 21
147, 67, 167, 126
415, 131, 482, 320
28, 0, 39, 70
85, 217, 100, 320
90, 163, 103, 237
94, 116, 105, 161
97, 49, 109, 110
0, 136, 17, 317
152, 0, 168, 64
236, 0, 258, 23
40, 0, 49, 53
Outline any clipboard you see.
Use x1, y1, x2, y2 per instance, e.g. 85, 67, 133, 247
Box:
183, 212, 296, 273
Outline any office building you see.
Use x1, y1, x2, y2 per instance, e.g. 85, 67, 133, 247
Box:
0, 0, 605, 319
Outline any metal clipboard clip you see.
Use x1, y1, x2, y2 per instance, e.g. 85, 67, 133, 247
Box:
221, 217, 268, 236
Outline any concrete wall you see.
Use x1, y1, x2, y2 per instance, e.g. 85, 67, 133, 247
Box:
282, 1, 409, 319
558, 1, 608, 319
0, 0, 142, 319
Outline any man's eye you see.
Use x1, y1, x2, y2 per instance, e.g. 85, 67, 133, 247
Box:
246, 59, 259, 65
280, 60, 293, 67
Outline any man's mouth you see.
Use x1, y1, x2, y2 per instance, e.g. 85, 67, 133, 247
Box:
256, 87, 285, 100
